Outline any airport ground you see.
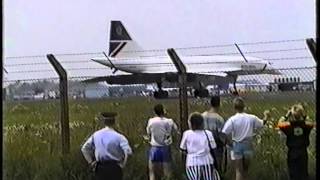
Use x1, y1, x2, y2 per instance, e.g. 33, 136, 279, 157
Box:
3, 92, 316, 180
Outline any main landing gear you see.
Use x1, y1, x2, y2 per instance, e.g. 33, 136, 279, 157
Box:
194, 82, 209, 98
194, 89, 209, 98
153, 82, 169, 99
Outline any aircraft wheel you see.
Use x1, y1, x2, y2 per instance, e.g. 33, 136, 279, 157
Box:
154, 90, 168, 99
194, 89, 209, 98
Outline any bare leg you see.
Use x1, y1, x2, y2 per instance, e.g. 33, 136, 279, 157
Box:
163, 162, 172, 179
233, 159, 244, 180
149, 161, 163, 180
242, 156, 251, 180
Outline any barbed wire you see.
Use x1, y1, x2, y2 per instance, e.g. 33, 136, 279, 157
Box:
4, 65, 315, 84
7, 69, 56, 74
119, 39, 307, 53
195, 66, 316, 74
4, 38, 308, 60
3, 77, 60, 83
6, 65, 315, 77
4, 56, 313, 69
235, 38, 305, 46
4, 60, 91, 67
4, 46, 312, 67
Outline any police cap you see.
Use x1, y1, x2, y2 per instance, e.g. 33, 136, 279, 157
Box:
98, 112, 118, 120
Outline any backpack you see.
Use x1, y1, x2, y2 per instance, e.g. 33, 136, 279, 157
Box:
203, 112, 224, 148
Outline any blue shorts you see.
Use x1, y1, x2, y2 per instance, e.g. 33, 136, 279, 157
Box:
148, 146, 172, 162
231, 141, 253, 160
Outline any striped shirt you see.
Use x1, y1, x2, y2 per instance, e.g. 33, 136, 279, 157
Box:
180, 130, 216, 166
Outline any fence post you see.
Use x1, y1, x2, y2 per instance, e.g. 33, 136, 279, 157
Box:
47, 54, 70, 155
167, 48, 188, 134
306, 38, 317, 62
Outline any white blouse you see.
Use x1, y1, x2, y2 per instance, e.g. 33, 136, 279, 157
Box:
180, 130, 216, 166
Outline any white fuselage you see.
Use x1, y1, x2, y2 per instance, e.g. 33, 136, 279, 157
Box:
92, 55, 271, 74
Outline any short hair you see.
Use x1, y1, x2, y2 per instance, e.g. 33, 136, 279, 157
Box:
233, 97, 245, 111
210, 96, 220, 108
99, 112, 117, 125
188, 112, 204, 130
154, 104, 165, 116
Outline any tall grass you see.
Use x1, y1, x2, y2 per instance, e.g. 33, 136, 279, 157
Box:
3, 96, 316, 180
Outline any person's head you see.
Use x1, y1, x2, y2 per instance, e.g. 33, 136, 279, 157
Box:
210, 95, 221, 108
233, 97, 245, 112
290, 104, 306, 121
154, 104, 165, 116
188, 112, 204, 130
97, 112, 117, 126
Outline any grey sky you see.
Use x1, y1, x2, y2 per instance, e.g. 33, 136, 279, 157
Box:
3, 0, 316, 81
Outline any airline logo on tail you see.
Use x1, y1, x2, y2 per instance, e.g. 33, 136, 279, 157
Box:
109, 21, 132, 57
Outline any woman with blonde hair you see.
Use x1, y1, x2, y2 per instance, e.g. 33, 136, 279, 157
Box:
277, 104, 315, 180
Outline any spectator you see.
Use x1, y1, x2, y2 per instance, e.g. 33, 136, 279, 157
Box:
180, 112, 220, 180
202, 96, 225, 174
81, 112, 132, 180
277, 104, 315, 180
146, 104, 178, 180
221, 97, 268, 180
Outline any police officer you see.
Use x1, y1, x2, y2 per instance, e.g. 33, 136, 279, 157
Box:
81, 112, 132, 180
277, 104, 315, 180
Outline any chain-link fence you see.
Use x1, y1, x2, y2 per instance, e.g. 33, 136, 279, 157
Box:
3, 39, 316, 179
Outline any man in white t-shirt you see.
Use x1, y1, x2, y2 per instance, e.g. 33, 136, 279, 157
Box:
222, 97, 268, 180
146, 104, 178, 180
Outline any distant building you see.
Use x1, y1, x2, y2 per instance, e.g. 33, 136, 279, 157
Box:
84, 83, 109, 98
108, 85, 147, 97
269, 77, 314, 92
13, 91, 35, 101
233, 79, 269, 92
34, 93, 45, 100
44, 90, 58, 99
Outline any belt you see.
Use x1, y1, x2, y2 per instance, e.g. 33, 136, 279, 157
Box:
98, 160, 119, 166
234, 137, 253, 143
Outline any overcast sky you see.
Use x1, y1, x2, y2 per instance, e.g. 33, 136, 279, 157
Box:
3, 0, 316, 81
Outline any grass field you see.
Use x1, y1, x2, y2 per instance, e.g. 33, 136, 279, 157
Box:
3, 92, 316, 180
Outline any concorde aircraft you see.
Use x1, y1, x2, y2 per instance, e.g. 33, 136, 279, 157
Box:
85, 21, 280, 98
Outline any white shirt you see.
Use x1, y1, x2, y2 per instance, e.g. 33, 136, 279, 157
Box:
180, 130, 216, 166
81, 127, 132, 164
222, 112, 264, 142
146, 116, 178, 146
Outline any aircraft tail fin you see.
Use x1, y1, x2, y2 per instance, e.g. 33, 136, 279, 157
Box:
108, 21, 142, 58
